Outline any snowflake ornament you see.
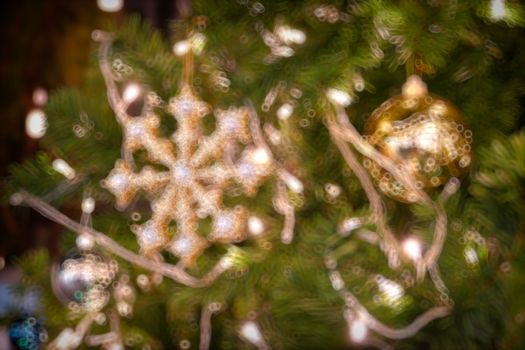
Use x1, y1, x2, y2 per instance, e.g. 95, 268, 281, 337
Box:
98, 34, 301, 270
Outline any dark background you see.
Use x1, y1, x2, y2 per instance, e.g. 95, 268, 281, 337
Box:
0, 0, 184, 265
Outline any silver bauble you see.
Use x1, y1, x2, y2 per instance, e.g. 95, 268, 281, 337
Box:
51, 251, 118, 312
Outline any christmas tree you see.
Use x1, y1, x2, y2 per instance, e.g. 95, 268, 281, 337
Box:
3, 0, 525, 349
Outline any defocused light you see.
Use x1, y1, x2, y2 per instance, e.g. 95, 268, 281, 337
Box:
277, 103, 294, 120
123, 83, 141, 103
490, 0, 506, 20
353, 73, 365, 92
284, 174, 303, 193
97, 0, 124, 12
240, 321, 263, 345
350, 319, 367, 342
32, 87, 48, 106
276, 25, 306, 45
173, 40, 191, 56
325, 183, 342, 198
339, 217, 361, 236
326, 88, 352, 107
273, 46, 294, 57
464, 247, 479, 266
377, 276, 404, 304
81, 197, 96, 214
251, 148, 271, 165
248, 216, 265, 236
25, 108, 47, 139
76, 233, 95, 251
52, 159, 76, 180
403, 238, 422, 261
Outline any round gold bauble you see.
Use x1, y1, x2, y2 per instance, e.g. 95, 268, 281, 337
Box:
363, 93, 472, 202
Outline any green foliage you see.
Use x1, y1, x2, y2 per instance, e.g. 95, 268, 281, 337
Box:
4, 1, 525, 349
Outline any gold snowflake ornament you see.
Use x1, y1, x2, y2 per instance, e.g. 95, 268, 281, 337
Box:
98, 35, 301, 269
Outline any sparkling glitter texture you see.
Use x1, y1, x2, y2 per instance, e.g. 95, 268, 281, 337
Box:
363, 91, 472, 202
100, 51, 296, 266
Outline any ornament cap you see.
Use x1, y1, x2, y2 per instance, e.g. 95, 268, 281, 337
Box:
402, 75, 428, 99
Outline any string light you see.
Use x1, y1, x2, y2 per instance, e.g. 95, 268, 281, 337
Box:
260, 21, 306, 59
32, 87, 48, 106
350, 319, 368, 342
76, 234, 95, 251
490, 0, 506, 20
464, 247, 479, 266
239, 321, 263, 345
338, 217, 362, 236
251, 147, 272, 165
248, 216, 265, 236
97, 0, 124, 13
377, 276, 405, 305
275, 25, 306, 45
276, 103, 294, 120
173, 40, 191, 56
81, 197, 95, 214
326, 88, 352, 107
25, 108, 47, 139
122, 83, 141, 103
52, 159, 76, 180
402, 238, 422, 261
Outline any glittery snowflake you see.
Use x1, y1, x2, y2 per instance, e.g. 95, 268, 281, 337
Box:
100, 50, 301, 269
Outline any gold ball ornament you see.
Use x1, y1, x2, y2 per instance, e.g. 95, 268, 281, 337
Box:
363, 76, 472, 202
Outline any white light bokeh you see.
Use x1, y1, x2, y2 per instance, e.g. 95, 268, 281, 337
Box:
173, 40, 191, 56
490, 0, 506, 20
123, 83, 141, 103
25, 108, 47, 139
339, 217, 362, 236
276, 25, 306, 45
248, 216, 265, 236
284, 175, 303, 193
403, 238, 422, 261
277, 103, 294, 120
76, 233, 95, 251
32, 87, 48, 106
377, 276, 405, 304
350, 319, 368, 342
52, 159, 76, 180
326, 88, 352, 107
464, 247, 479, 266
240, 321, 263, 345
251, 148, 271, 165
81, 197, 96, 214
97, 0, 124, 12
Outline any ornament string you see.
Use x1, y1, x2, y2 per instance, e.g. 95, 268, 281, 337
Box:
327, 106, 450, 290
47, 312, 97, 350
93, 31, 127, 125
245, 99, 300, 244
326, 117, 401, 268
11, 190, 231, 288
325, 96, 455, 343
199, 303, 214, 350
325, 249, 452, 343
